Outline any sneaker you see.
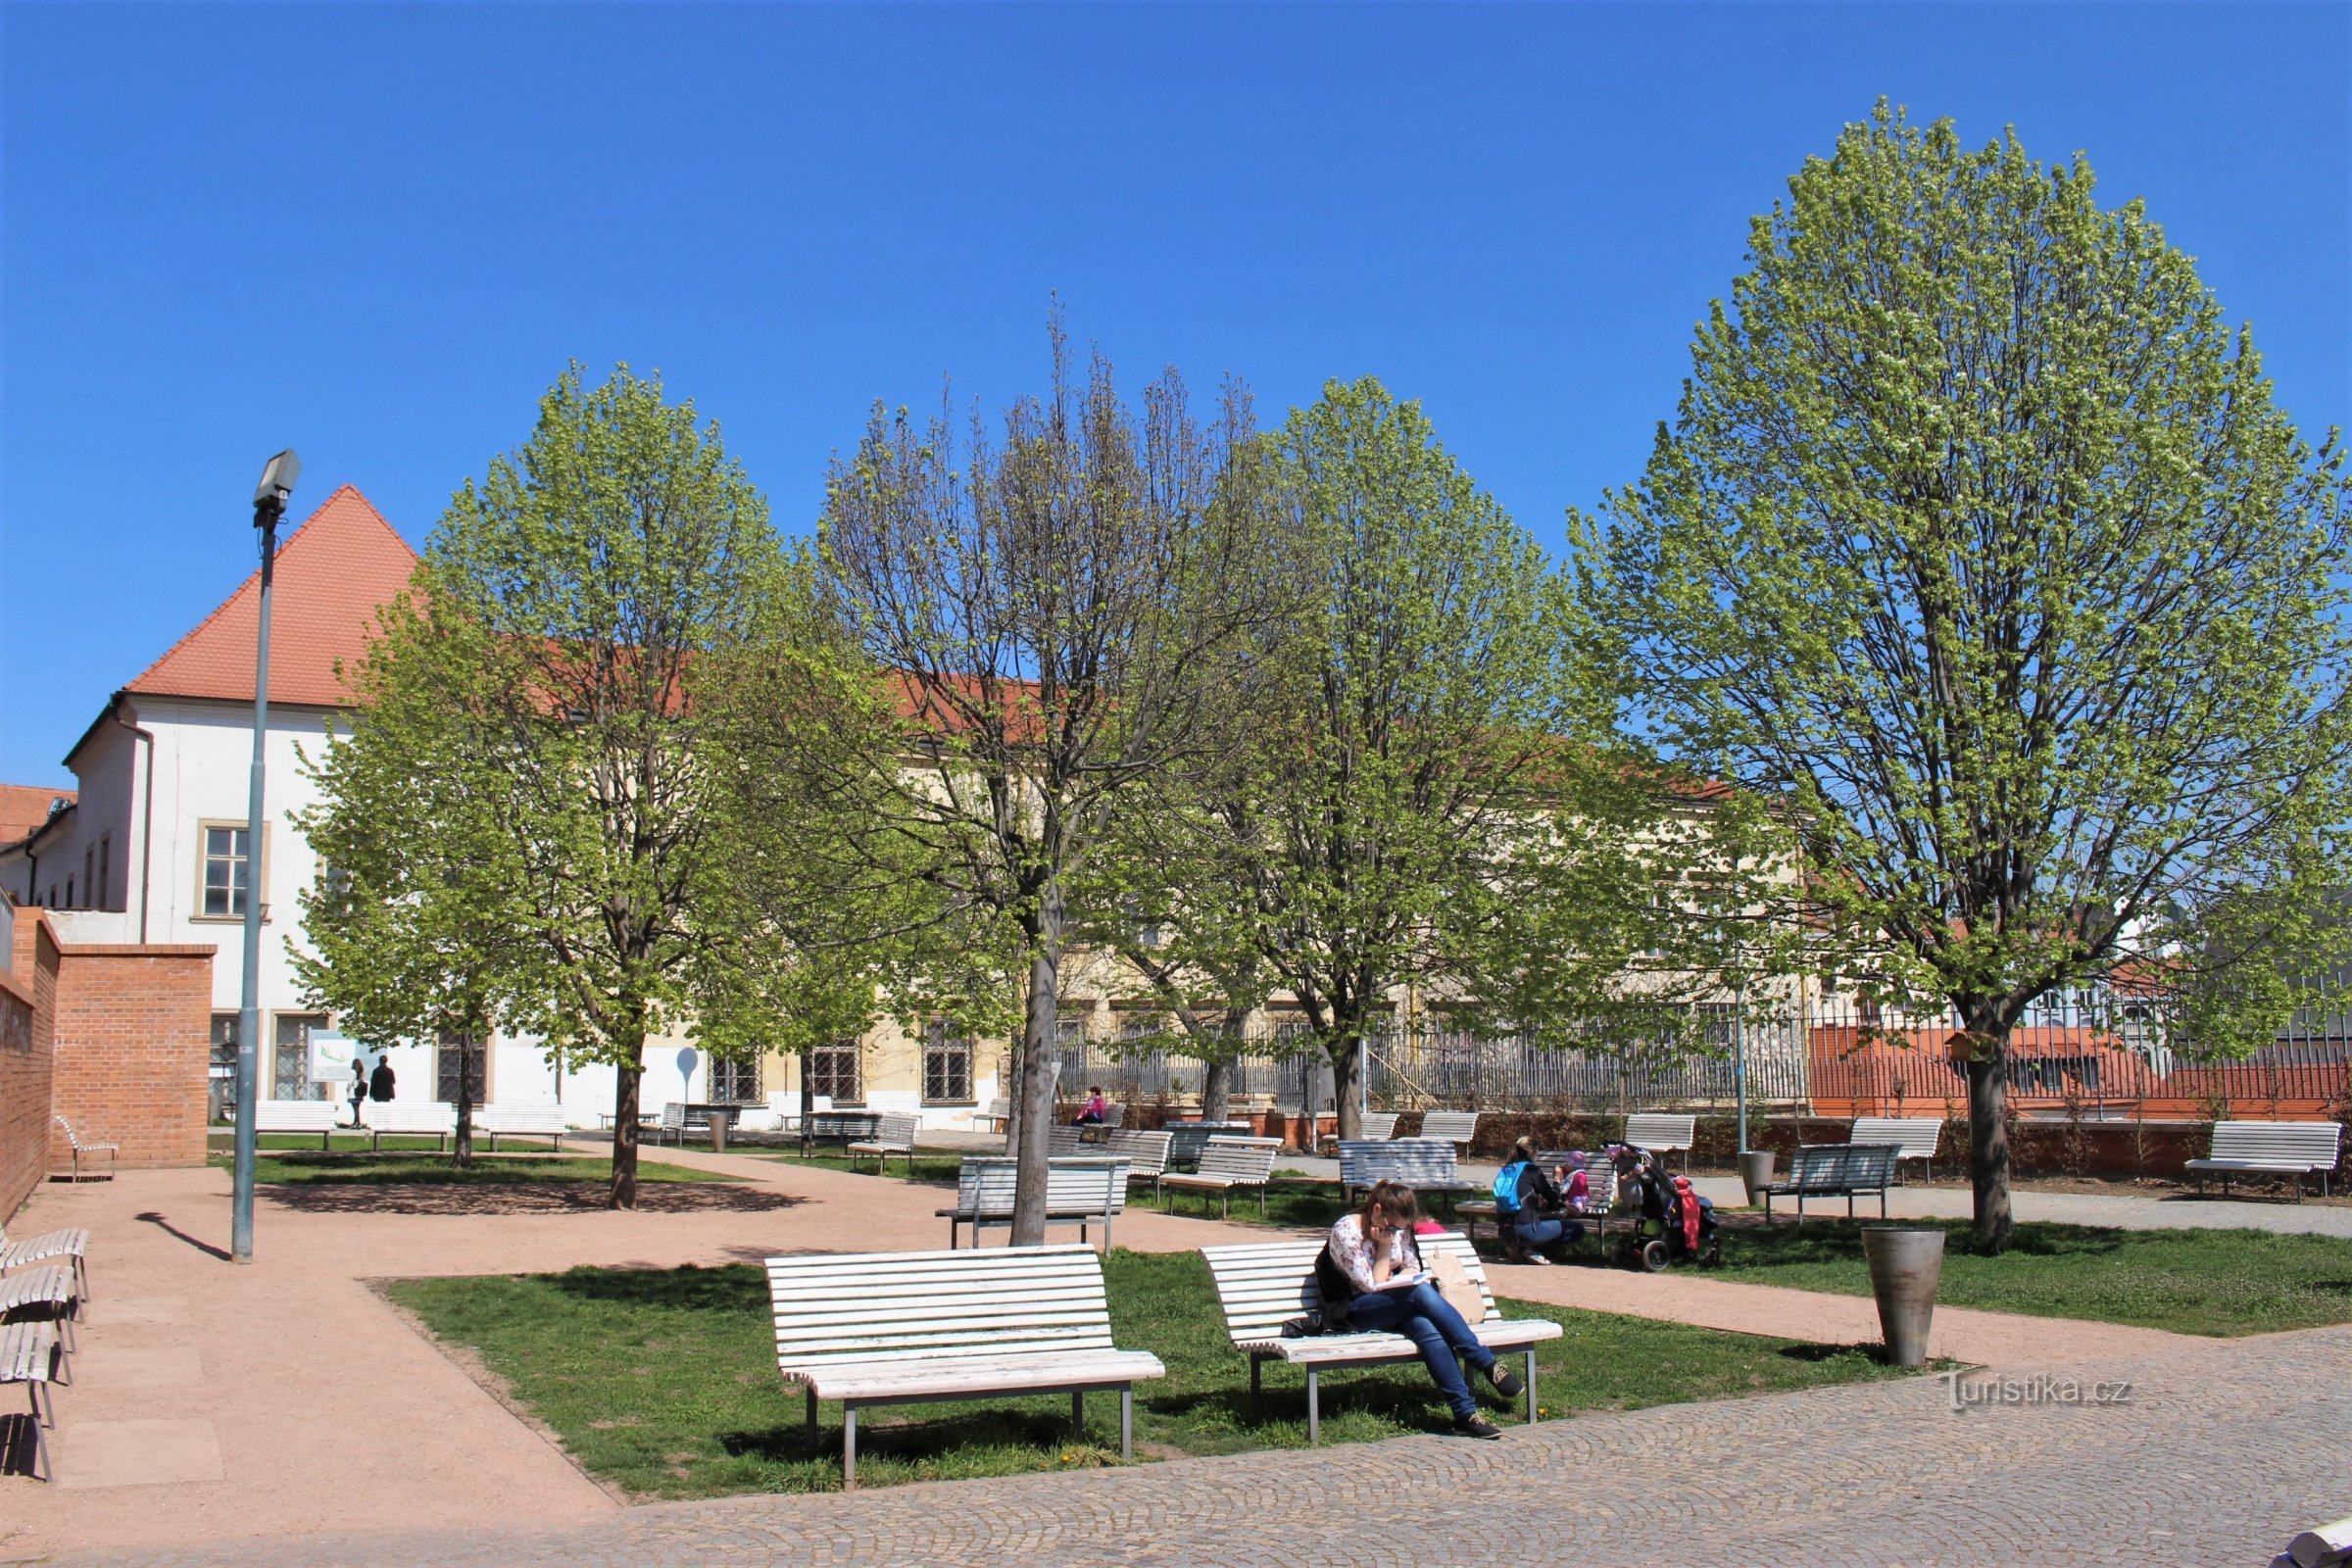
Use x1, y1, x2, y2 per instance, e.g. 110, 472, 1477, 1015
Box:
1452, 1414, 1504, 1440
1487, 1362, 1524, 1397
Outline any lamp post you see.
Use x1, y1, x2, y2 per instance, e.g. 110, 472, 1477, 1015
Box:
232, 449, 299, 1264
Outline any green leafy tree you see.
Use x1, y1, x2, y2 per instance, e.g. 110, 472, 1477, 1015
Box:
293, 592, 535, 1166
418, 363, 784, 1207
1109, 377, 1748, 1139
1578, 105, 2352, 1244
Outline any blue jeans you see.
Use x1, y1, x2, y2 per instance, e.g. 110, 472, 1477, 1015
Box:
1347, 1281, 1495, 1418
1511, 1214, 1586, 1251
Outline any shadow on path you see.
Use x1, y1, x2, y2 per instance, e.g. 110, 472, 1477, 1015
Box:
263, 1183, 808, 1217
137, 1209, 233, 1261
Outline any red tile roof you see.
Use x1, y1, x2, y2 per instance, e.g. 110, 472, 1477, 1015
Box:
124, 485, 418, 707
0, 784, 74, 847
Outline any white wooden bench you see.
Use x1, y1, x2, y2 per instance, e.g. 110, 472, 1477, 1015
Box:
938, 1157, 1131, 1250
1103, 1130, 1174, 1200
1200, 1231, 1562, 1444
1164, 1120, 1251, 1168
1357, 1111, 1400, 1142
365, 1102, 458, 1151
51, 1116, 118, 1183
1075, 1102, 1126, 1143
0, 1265, 78, 1354
767, 1245, 1165, 1489
976, 1097, 1015, 1135
1459, 1154, 1619, 1249
1761, 1144, 1899, 1220
1159, 1135, 1281, 1218
2184, 1121, 2343, 1200
1850, 1116, 1943, 1183
0, 1224, 88, 1303
254, 1100, 342, 1150
1417, 1110, 1478, 1151
1624, 1112, 1697, 1172
847, 1113, 920, 1173
1338, 1140, 1481, 1205
0, 1320, 60, 1482
476, 1101, 568, 1152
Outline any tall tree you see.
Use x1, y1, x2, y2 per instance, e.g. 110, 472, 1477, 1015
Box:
293, 592, 534, 1167
1112, 377, 1742, 1139
811, 321, 1280, 1243
421, 363, 783, 1207
1579, 105, 2352, 1245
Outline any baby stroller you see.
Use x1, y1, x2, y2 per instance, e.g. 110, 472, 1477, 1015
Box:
1611, 1145, 1721, 1271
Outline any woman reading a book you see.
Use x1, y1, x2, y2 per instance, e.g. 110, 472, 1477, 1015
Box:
1325, 1180, 1521, 1439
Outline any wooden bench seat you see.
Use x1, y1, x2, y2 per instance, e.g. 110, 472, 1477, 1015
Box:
0, 1320, 60, 1482
1761, 1144, 1898, 1220
52, 1116, 117, 1183
1850, 1116, 1943, 1183
1163, 1121, 1251, 1169
1102, 1130, 1174, 1200
1159, 1136, 1281, 1218
0, 1265, 79, 1355
846, 1112, 920, 1173
2184, 1121, 2342, 1200
1356, 1111, 1400, 1142
364, 1102, 458, 1151
937, 1156, 1130, 1250
767, 1245, 1165, 1489
254, 1100, 342, 1150
475, 1101, 568, 1152
1200, 1232, 1561, 1444
0, 1224, 89, 1302
1337, 1140, 1481, 1204
793, 1109, 882, 1156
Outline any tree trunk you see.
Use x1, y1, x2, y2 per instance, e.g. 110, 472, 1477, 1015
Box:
1331, 1033, 1362, 1142
1963, 1018, 2012, 1249
453, 1031, 475, 1169
1011, 882, 1066, 1246
611, 1062, 643, 1210
1200, 1057, 1233, 1125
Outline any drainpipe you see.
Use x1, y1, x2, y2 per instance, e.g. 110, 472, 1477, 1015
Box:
107, 695, 157, 943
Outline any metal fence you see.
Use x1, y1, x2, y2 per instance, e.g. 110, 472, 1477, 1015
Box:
1051, 977, 2352, 1120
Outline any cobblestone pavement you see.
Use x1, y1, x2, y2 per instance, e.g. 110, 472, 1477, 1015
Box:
43, 1324, 2352, 1568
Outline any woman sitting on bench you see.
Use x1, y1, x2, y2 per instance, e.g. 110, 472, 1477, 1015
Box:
1324, 1180, 1520, 1440
1495, 1136, 1586, 1266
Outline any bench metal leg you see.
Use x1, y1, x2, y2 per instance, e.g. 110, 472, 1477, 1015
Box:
842, 1404, 858, 1491
1524, 1348, 1538, 1423
28, 1385, 49, 1482
1119, 1387, 1133, 1460
1305, 1368, 1320, 1446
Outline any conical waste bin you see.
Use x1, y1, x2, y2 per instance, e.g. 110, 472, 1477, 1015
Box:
1861, 1226, 1944, 1367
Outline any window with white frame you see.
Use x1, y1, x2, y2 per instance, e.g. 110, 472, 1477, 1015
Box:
806, 1040, 861, 1104
922, 1020, 973, 1104
200, 823, 254, 918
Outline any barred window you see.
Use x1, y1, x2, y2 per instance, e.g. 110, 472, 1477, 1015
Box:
435, 1035, 486, 1103
272, 1013, 321, 1100
211, 1013, 240, 1073
709, 1054, 762, 1104
923, 1021, 973, 1105
807, 1041, 861, 1104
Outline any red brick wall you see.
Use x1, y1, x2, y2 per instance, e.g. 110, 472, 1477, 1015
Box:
2, 914, 60, 1221
45, 943, 213, 1171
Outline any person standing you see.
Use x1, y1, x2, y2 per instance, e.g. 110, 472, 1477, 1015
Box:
348, 1056, 368, 1127
368, 1054, 397, 1103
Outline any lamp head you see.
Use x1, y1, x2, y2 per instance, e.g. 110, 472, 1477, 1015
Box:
253, 450, 301, 521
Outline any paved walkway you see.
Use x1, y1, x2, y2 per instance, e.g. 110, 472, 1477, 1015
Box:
4, 1145, 2343, 1567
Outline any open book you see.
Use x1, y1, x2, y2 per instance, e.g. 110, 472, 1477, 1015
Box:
1374, 1269, 1435, 1291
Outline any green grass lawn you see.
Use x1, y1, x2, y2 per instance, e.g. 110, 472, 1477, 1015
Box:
1708, 1218, 2352, 1337
207, 1151, 735, 1185
387, 1250, 1914, 1498
208, 1130, 483, 1154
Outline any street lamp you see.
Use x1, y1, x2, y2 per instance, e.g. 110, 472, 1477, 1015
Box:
231, 449, 298, 1264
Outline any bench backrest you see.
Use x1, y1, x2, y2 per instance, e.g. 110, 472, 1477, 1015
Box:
1358, 1111, 1400, 1141
1532, 1152, 1618, 1212
1339, 1139, 1461, 1190
1048, 1124, 1088, 1156
1850, 1117, 1943, 1161
810, 1110, 880, 1139
478, 1102, 565, 1133
767, 1245, 1116, 1376
373, 1102, 457, 1133
255, 1100, 338, 1131
1099, 1102, 1126, 1131
1625, 1112, 1697, 1152
660, 1102, 685, 1129
1418, 1110, 1478, 1146
2208, 1120, 2343, 1167
984, 1098, 1012, 1121
1200, 1230, 1497, 1349
954, 1156, 1131, 1219
1164, 1121, 1251, 1163
1104, 1129, 1173, 1177
1785, 1144, 1852, 1190
1196, 1135, 1281, 1183
864, 1112, 920, 1149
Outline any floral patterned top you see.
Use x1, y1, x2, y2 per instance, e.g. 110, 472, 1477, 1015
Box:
1325, 1212, 1422, 1297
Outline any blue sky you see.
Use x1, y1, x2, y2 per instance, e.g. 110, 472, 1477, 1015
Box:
3, 2, 2345, 785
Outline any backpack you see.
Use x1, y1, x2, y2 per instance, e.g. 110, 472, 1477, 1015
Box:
1492, 1160, 1527, 1216
1311, 1244, 1357, 1331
